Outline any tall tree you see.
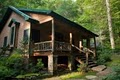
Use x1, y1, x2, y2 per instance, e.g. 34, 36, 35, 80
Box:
106, 0, 115, 49
111, 0, 120, 48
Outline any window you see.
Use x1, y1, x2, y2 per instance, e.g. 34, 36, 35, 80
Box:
3, 36, 7, 47
8, 19, 17, 27
23, 29, 29, 42
8, 20, 13, 27
10, 27, 15, 45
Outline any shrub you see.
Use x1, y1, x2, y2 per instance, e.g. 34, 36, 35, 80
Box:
97, 53, 111, 65
29, 59, 44, 73
96, 46, 112, 65
77, 63, 88, 73
0, 65, 12, 79
6, 53, 25, 76
36, 59, 44, 70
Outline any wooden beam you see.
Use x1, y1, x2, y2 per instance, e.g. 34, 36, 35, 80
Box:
79, 40, 83, 50
51, 19, 55, 53
70, 33, 72, 45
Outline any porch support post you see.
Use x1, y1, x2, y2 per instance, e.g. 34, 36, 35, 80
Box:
79, 40, 83, 51
68, 33, 74, 71
52, 19, 55, 52
48, 19, 54, 75
48, 54, 53, 75
94, 37, 97, 58
70, 33, 72, 45
53, 55, 58, 71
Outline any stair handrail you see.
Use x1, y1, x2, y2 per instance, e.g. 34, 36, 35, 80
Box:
71, 44, 96, 65
83, 47, 96, 58
71, 44, 85, 53
71, 44, 95, 57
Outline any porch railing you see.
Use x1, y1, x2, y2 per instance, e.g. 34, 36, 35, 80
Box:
55, 41, 71, 51
34, 41, 71, 51
34, 41, 52, 51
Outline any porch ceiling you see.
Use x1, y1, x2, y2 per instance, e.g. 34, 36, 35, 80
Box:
54, 19, 95, 39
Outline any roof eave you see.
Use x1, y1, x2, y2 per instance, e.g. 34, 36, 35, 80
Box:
9, 6, 39, 23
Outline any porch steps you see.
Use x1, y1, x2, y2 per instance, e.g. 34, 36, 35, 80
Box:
75, 53, 97, 68
72, 44, 97, 68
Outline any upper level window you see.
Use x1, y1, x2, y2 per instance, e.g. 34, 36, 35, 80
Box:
3, 36, 7, 47
8, 20, 14, 27
10, 26, 15, 45
8, 19, 17, 27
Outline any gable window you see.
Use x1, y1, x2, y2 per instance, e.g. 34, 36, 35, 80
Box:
23, 29, 29, 43
10, 26, 15, 45
3, 36, 7, 47
8, 20, 14, 27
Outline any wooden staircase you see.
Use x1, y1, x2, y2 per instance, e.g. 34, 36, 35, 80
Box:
72, 44, 97, 68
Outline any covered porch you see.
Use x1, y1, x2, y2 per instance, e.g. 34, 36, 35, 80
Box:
29, 15, 98, 74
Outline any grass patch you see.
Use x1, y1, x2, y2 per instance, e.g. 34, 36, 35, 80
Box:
106, 54, 120, 66
60, 71, 96, 80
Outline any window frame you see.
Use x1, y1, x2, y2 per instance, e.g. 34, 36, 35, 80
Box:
23, 29, 29, 43
10, 26, 16, 46
3, 36, 8, 47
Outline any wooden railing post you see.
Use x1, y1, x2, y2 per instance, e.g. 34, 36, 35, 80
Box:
86, 51, 89, 65
68, 33, 73, 71
94, 37, 97, 59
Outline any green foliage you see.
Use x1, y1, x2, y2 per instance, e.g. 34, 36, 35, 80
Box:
0, 46, 9, 56
36, 59, 44, 70
6, 53, 25, 76
20, 40, 29, 54
16, 73, 39, 80
107, 54, 120, 67
29, 59, 44, 73
0, 65, 12, 79
96, 46, 112, 65
77, 63, 88, 73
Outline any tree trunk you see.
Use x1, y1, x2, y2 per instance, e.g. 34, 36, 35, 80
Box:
105, 0, 115, 49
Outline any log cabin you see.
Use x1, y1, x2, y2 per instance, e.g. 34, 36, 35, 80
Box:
0, 6, 98, 74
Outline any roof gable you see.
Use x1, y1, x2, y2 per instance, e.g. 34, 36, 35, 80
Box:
0, 6, 39, 33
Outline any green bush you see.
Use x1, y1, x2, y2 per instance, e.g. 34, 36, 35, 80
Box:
0, 65, 12, 79
0, 49, 44, 79
6, 53, 25, 76
97, 53, 111, 65
77, 63, 88, 73
36, 59, 44, 70
29, 59, 44, 73
96, 46, 112, 65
